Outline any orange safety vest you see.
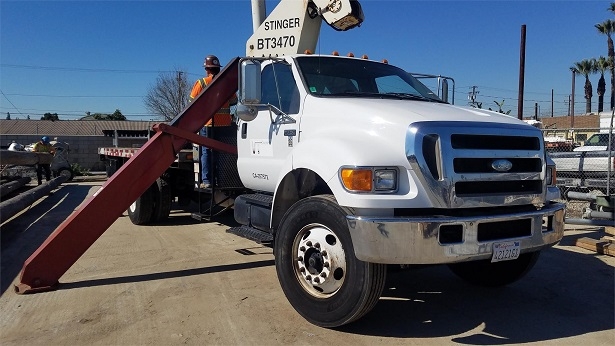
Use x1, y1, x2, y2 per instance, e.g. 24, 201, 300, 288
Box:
190, 75, 233, 127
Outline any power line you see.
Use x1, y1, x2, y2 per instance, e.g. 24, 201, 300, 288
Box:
0, 63, 173, 74
0, 90, 24, 115
1, 93, 144, 98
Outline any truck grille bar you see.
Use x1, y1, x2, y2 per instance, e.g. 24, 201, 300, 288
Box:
406, 121, 546, 208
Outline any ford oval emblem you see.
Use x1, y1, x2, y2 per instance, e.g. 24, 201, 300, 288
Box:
492, 159, 513, 172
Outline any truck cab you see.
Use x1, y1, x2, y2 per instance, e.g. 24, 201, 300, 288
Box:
574, 133, 615, 152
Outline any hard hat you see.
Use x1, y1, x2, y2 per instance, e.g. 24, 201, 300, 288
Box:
204, 55, 221, 68
41, 136, 50, 143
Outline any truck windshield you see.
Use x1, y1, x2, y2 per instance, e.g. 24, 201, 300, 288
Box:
296, 56, 445, 103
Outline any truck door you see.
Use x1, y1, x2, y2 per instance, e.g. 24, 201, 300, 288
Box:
237, 60, 301, 192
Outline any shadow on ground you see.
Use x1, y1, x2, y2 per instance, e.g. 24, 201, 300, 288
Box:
338, 233, 614, 343
1, 184, 93, 294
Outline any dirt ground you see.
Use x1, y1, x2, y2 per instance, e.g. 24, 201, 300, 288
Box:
1, 180, 613, 345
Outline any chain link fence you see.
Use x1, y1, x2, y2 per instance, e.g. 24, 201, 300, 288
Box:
542, 126, 614, 219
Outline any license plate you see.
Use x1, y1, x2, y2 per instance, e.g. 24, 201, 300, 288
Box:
491, 241, 521, 263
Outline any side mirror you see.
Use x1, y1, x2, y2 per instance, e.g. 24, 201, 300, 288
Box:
237, 59, 262, 122
441, 79, 449, 103
236, 104, 258, 122
239, 59, 261, 105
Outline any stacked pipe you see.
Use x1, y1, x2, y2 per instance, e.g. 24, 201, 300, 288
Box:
0, 175, 69, 224
565, 191, 614, 227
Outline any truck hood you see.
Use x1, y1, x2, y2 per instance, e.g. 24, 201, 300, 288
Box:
302, 97, 528, 128
573, 146, 610, 152
298, 96, 537, 171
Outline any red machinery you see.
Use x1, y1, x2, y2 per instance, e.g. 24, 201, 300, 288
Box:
15, 58, 239, 294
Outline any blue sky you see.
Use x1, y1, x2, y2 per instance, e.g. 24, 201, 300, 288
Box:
0, 0, 610, 120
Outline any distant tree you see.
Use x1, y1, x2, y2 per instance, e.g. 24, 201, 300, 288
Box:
5, 112, 10, 120
109, 109, 126, 120
595, 56, 610, 113
41, 112, 59, 121
596, 18, 615, 110
572, 59, 596, 114
144, 70, 190, 121
90, 109, 126, 120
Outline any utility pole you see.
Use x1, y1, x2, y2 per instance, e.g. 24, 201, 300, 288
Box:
571, 69, 576, 128
551, 89, 554, 117
518, 24, 526, 120
468, 86, 480, 107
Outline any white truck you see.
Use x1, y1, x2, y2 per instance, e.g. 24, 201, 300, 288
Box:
17, 0, 566, 328
229, 0, 565, 327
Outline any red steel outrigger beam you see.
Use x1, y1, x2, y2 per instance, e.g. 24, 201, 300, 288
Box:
15, 57, 240, 294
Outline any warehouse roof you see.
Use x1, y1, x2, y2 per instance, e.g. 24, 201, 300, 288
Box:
0, 120, 157, 136
537, 114, 600, 129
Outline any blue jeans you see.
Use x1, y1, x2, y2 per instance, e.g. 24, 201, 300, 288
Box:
200, 127, 210, 183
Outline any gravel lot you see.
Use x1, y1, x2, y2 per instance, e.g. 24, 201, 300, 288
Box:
1, 180, 613, 345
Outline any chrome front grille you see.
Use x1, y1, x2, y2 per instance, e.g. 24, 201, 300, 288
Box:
406, 121, 546, 208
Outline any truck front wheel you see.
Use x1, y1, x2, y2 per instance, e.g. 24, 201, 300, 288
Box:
447, 251, 540, 287
275, 195, 386, 327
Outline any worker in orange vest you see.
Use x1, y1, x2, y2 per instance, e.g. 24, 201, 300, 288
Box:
190, 55, 236, 189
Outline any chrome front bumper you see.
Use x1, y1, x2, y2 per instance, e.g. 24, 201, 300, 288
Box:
346, 202, 566, 264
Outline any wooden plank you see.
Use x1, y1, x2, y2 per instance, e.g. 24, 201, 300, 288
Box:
600, 235, 615, 242
575, 237, 615, 257
605, 227, 615, 236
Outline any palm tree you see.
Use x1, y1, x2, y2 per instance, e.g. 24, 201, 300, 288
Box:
595, 56, 610, 113
572, 59, 596, 114
609, 2, 615, 14
595, 20, 615, 110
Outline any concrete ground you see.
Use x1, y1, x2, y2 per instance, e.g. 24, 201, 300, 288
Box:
1, 180, 613, 345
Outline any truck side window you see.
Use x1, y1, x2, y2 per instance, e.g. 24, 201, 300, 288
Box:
261, 63, 300, 115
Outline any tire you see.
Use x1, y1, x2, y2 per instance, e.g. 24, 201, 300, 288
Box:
274, 194, 387, 327
152, 176, 172, 222
127, 186, 155, 225
447, 251, 541, 287
55, 167, 74, 181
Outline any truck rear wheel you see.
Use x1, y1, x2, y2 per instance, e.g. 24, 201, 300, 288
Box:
447, 251, 540, 287
152, 176, 172, 222
127, 186, 154, 225
275, 195, 386, 327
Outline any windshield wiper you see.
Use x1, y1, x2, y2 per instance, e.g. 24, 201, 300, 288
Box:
385, 93, 445, 103
324, 91, 446, 103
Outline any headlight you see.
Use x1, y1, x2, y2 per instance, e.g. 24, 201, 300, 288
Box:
375, 169, 397, 191
340, 167, 398, 193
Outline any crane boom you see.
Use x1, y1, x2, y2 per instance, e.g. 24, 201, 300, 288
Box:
246, 0, 363, 57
